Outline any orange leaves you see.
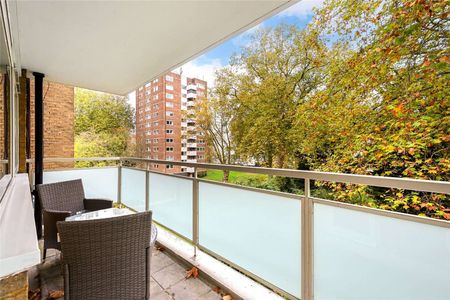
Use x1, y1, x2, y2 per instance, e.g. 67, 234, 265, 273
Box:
407, 148, 416, 155
28, 289, 40, 300
185, 266, 199, 279
422, 59, 431, 67
48, 290, 64, 299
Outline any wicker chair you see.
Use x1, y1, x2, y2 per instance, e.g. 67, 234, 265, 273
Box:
57, 211, 152, 300
36, 179, 113, 259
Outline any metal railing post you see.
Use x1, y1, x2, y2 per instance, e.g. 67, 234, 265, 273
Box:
117, 159, 122, 205
302, 178, 313, 300
193, 167, 199, 257
145, 165, 150, 211
28, 162, 33, 188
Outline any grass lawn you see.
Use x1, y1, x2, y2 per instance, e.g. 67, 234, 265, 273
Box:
202, 169, 268, 183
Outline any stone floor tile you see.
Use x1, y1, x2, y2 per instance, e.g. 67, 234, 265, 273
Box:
151, 250, 176, 274
198, 290, 223, 300
152, 263, 187, 289
166, 278, 211, 300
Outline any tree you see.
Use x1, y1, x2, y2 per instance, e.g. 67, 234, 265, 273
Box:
196, 87, 236, 181
298, 0, 450, 218
211, 0, 449, 219
74, 88, 135, 167
218, 24, 328, 168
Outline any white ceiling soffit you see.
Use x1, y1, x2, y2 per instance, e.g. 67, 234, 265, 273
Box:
14, 0, 296, 95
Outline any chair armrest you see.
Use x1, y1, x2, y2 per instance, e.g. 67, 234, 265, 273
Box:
43, 209, 71, 220
83, 198, 113, 211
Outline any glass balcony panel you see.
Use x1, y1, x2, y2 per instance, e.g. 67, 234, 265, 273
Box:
149, 173, 193, 240
121, 167, 146, 212
43, 167, 118, 201
314, 203, 450, 300
199, 182, 301, 298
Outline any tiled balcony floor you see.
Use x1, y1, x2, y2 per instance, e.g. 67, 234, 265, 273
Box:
31, 243, 222, 300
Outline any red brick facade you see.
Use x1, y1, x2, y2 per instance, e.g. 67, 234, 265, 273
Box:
29, 80, 74, 169
135, 72, 207, 174
0, 74, 74, 172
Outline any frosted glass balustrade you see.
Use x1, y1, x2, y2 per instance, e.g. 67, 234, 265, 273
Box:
121, 167, 146, 212
199, 182, 301, 298
43, 167, 118, 201
148, 173, 193, 239
314, 203, 450, 300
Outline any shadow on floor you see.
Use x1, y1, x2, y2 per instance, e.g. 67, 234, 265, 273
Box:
30, 245, 222, 300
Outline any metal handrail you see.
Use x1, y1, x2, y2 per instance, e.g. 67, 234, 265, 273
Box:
30, 156, 450, 195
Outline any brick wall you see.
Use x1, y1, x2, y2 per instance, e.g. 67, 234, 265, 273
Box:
29, 80, 75, 169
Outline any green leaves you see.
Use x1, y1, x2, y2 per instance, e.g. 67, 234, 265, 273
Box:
212, 0, 449, 219
74, 88, 135, 166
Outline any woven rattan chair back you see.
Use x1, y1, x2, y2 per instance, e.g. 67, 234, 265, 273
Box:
37, 179, 85, 213
57, 211, 152, 300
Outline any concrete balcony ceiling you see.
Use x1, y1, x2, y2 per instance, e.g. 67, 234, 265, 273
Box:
11, 0, 296, 95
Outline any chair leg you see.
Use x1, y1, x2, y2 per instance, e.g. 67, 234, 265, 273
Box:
43, 248, 47, 260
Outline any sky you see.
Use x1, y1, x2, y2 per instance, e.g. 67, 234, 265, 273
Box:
128, 0, 324, 108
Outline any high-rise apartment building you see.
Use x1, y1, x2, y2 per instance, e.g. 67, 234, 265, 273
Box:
135, 71, 207, 174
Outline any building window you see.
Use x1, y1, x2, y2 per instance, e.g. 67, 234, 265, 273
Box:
166, 138, 174, 143
153, 86, 159, 92
145, 82, 151, 88
166, 102, 174, 108
198, 155, 205, 159
153, 164, 159, 168
165, 75, 173, 82
166, 111, 174, 117
166, 156, 174, 161
166, 164, 174, 169
166, 129, 173, 134
166, 120, 173, 125
153, 138, 159, 143
166, 93, 174, 99
166, 84, 174, 91
153, 94, 158, 100
166, 147, 174, 152
153, 147, 159, 151
153, 78, 159, 84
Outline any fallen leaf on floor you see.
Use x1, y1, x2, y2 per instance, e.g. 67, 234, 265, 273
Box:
223, 295, 232, 300
155, 245, 165, 252
213, 286, 222, 294
48, 290, 64, 299
185, 266, 199, 279
28, 288, 40, 300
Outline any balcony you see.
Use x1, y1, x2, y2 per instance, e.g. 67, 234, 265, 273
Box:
186, 84, 197, 91
27, 157, 450, 300
187, 143, 197, 148
1, 2, 449, 298
187, 151, 197, 156
187, 92, 197, 99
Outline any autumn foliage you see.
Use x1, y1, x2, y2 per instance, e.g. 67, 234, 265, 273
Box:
207, 0, 449, 218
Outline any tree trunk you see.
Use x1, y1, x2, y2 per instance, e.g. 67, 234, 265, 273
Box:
223, 170, 230, 182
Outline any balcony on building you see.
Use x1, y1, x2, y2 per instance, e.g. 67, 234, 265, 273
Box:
0, 1, 449, 300
186, 92, 197, 99
186, 84, 197, 91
